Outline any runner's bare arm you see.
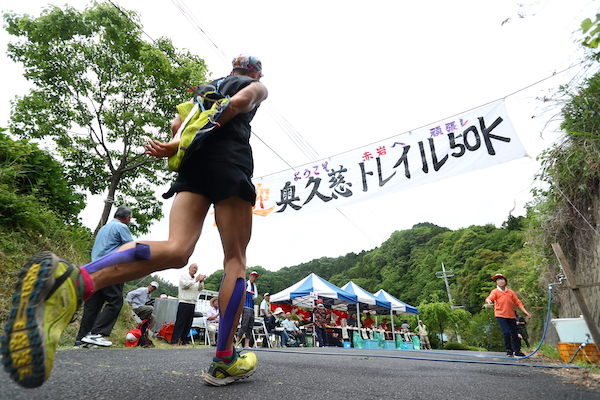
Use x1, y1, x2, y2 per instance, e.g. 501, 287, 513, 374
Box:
218, 81, 268, 126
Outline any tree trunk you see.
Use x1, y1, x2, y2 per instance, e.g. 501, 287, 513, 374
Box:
93, 175, 121, 236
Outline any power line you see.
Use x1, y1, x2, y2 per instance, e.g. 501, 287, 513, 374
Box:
169, 0, 229, 65
165, 0, 322, 165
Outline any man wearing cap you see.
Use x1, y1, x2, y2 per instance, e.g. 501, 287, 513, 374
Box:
170, 263, 206, 345
206, 297, 220, 346
2, 54, 267, 389
485, 274, 531, 357
312, 299, 329, 347
126, 281, 159, 330
237, 271, 260, 349
237, 271, 260, 348
260, 293, 271, 320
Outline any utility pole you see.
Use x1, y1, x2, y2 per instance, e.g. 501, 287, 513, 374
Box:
436, 262, 462, 343
436, 262, 454, 306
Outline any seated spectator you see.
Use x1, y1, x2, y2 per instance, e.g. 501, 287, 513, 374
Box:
205, 297, 219, 346
362, 313, 374, 329
126, 281, 159, 330
400, 319, 412, 341
266, 308, 291, 347
282, 312, 306, 347
379, 317, 389, 331
348, 313, 357, 327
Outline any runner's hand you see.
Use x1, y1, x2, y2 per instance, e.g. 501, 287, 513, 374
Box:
145, 139, 179, 158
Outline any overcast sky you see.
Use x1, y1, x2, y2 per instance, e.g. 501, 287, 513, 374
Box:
1, 0, 597, 285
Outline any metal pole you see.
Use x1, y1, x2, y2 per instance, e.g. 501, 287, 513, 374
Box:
437, 262, 462, 343
441, 262, 453, 305
390, 310, 396, 343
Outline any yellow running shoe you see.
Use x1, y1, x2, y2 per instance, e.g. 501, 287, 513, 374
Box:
203, 350, 258, 386
1, 252, 84, 388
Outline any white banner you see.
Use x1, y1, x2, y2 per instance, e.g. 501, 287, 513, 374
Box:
250, 100, 527, 223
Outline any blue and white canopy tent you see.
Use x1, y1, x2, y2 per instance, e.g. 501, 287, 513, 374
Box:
373, 289, 418, 341
269, 273, 358, 311
341, 281, 391, 329
374, 289, 418, 315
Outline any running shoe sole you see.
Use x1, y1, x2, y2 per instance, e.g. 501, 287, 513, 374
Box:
202, 366, 257, 386
0, 252, 82, 388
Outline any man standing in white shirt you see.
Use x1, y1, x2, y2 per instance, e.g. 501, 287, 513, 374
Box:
171, 264, 205, 345
418, 320, 432, 350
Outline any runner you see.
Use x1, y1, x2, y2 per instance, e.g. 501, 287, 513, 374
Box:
0, 53, 268, 388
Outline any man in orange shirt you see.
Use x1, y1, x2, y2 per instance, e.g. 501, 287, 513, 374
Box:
485, 274, 531, 357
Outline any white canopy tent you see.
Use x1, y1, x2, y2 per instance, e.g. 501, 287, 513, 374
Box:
374, 289, 418, 315
270, 273, 358, 310
341, 281, 391, 329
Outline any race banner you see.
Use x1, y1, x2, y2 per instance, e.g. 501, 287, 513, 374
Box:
250, 100, 527, 223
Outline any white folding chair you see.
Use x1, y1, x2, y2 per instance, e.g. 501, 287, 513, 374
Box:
190, 311, 207, 345
252, 317, 272, 348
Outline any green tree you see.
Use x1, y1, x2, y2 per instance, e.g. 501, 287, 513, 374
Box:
581, 14, 600, 52
418, 302, 453, 347
416, 301, 472, 347
4, 3, 209, 234
467, 309, 504, 350
0, 129, 85, 225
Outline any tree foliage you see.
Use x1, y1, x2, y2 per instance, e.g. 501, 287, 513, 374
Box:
581, 14, 600, 51
4, 3, 210, 234
0, 129, 85, 226
530, 66, 600, 270
0, 126, 94, 327
467, 309, 504, 351
417, 302, 471, 347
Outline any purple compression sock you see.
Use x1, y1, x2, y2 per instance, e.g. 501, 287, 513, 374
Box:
216, 276, 245, 352
82, 243, 151, 274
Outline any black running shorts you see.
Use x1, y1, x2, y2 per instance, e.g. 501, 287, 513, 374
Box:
163, 159, 256, 206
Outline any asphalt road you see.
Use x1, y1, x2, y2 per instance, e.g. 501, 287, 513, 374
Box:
1, 347, 597, 400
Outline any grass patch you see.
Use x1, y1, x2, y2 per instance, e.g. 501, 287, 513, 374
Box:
442, 341, 487, 351
537, 343, 563, 361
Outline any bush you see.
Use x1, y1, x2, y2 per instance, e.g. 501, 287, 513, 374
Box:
465, 310, 504, 351
0, 219, 94, 333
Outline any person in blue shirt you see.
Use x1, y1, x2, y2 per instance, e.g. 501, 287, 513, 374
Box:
237, 271, 260, 348
74, 206, 134, 348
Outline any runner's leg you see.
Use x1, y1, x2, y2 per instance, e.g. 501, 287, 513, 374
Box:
213, 196, 252, 354
88, 192, 211, 291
